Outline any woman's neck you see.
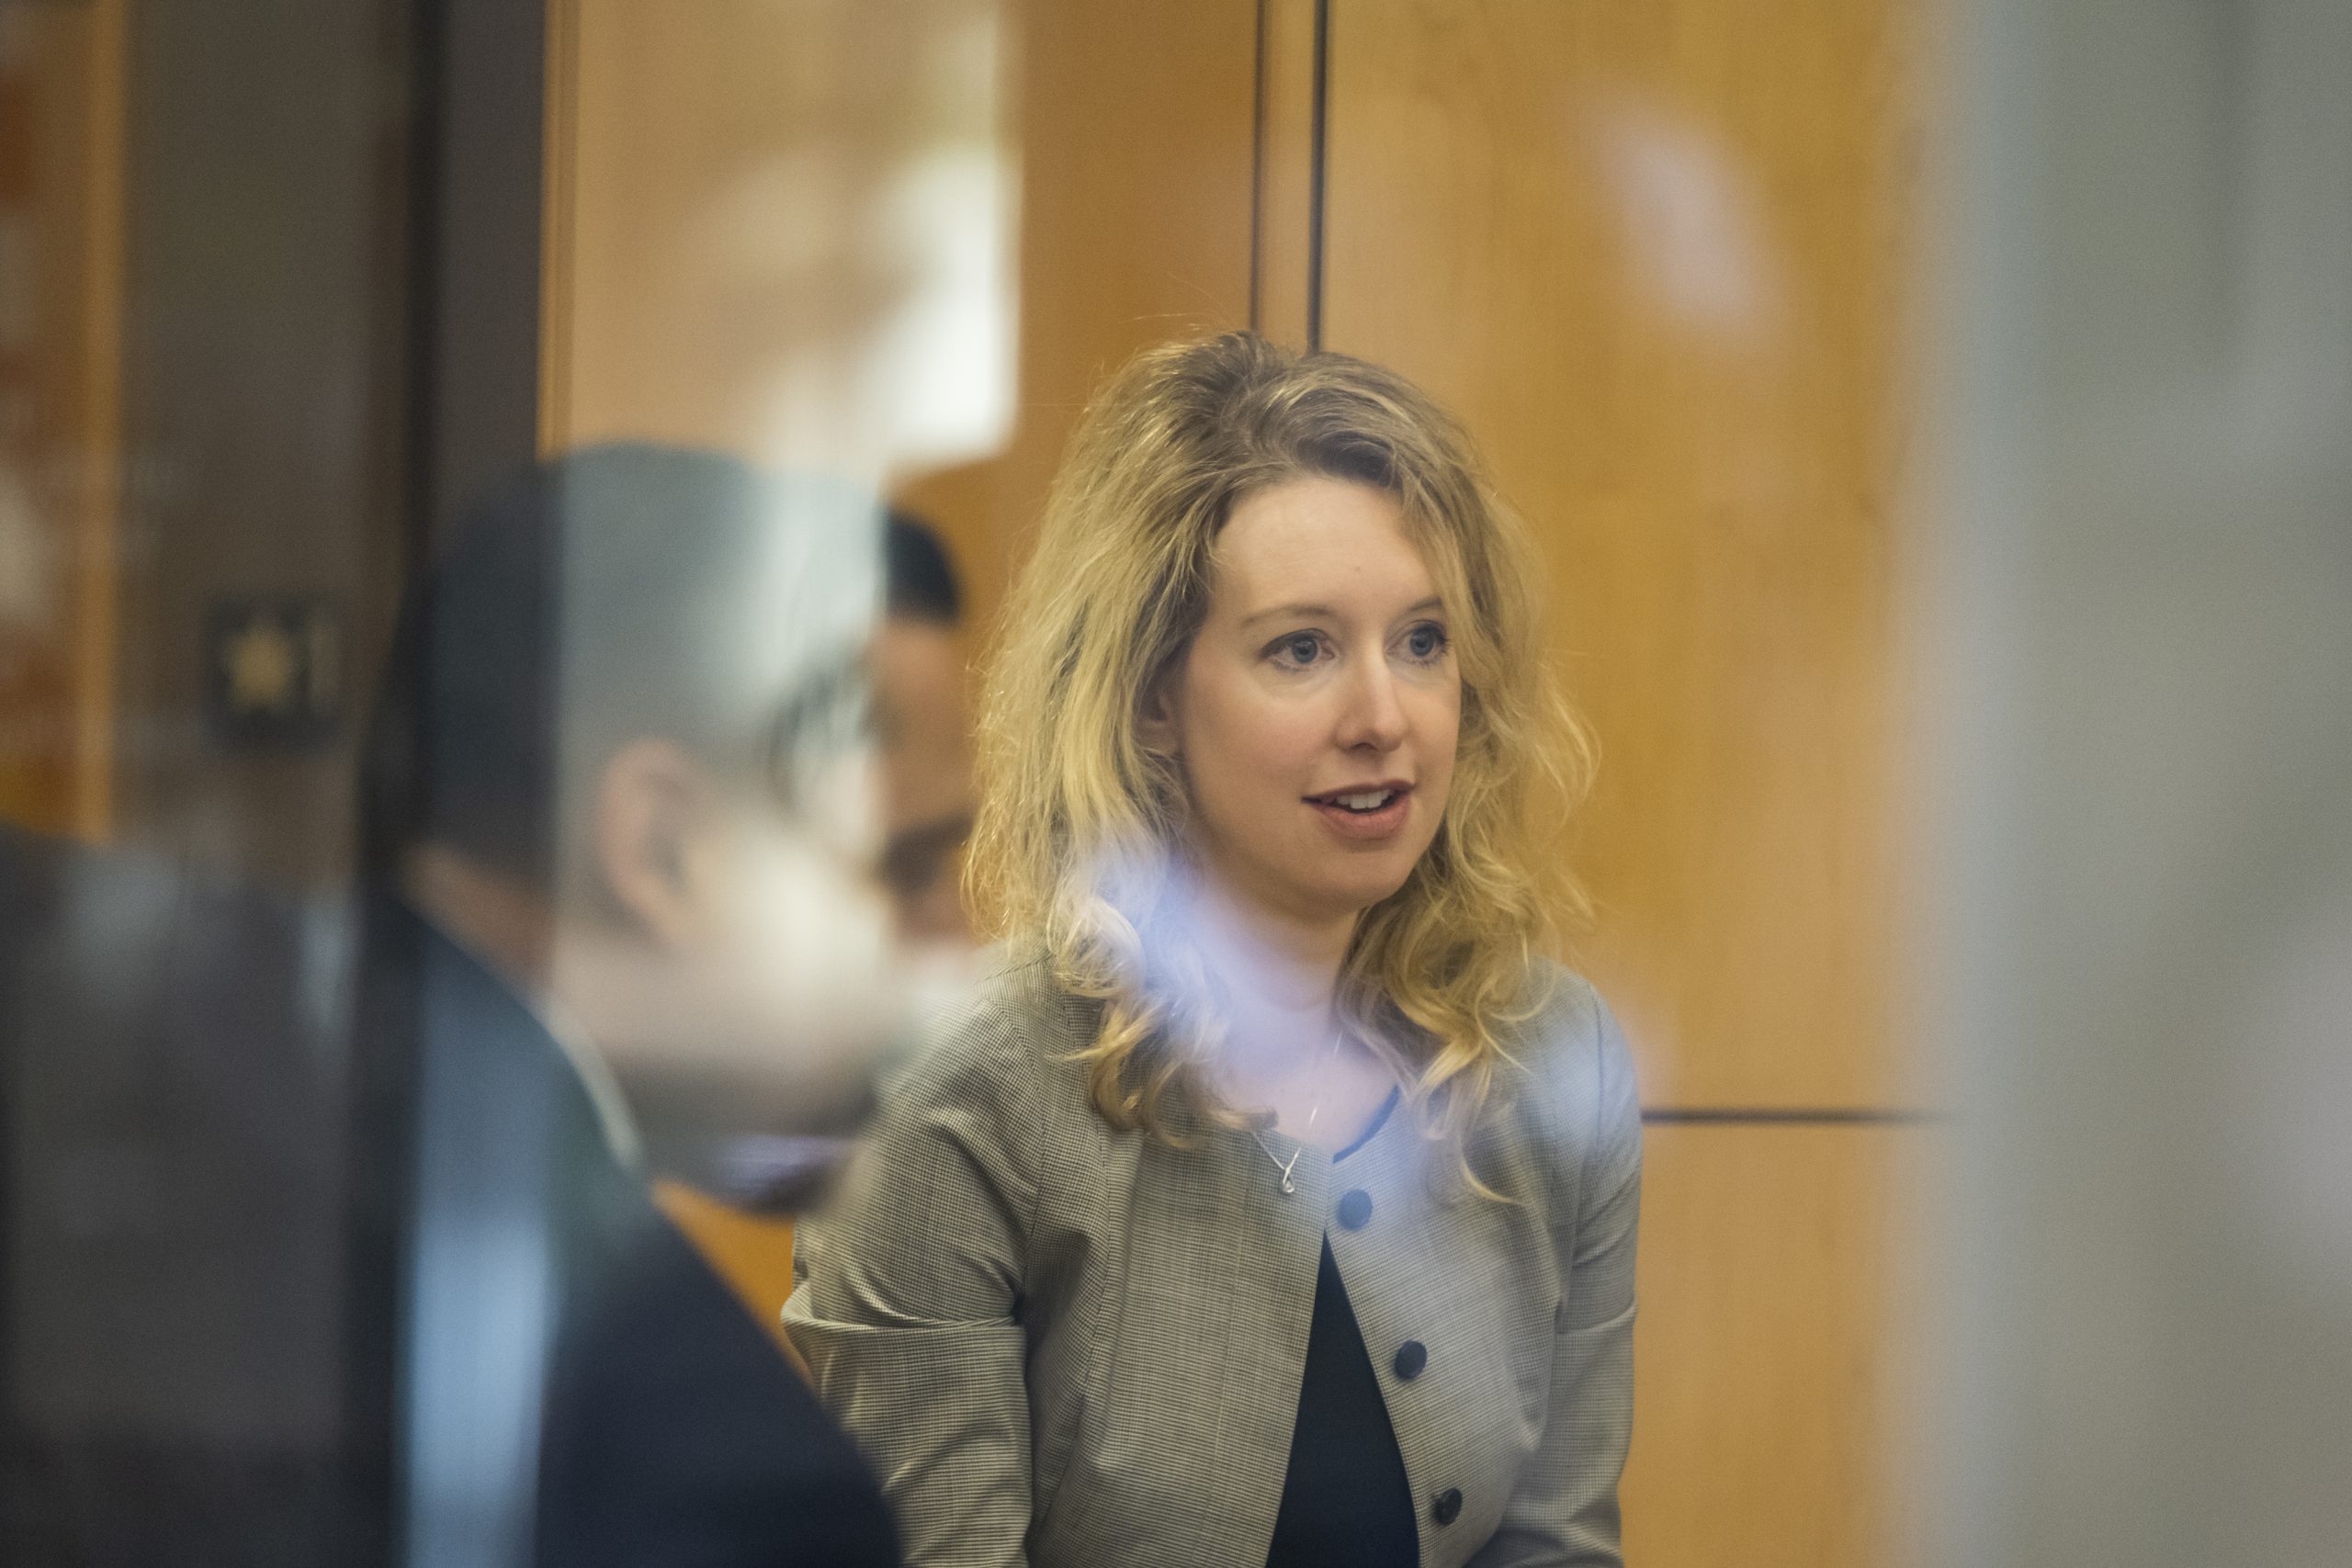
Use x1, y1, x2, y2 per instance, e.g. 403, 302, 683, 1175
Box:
1180, 874, 1400, 1145
1188, 873, 1348, 1005
1187, 873, 1355, 1085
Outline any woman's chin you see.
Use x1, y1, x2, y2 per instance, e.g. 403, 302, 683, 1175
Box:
1311, 866, 1419, 923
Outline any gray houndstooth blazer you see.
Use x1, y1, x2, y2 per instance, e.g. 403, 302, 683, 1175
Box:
784, 951, 1642, 1568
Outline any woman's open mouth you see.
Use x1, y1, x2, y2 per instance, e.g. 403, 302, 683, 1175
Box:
1305, 783, 1413, 839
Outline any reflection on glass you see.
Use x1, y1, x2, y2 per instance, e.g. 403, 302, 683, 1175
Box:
376, 447, 908, 1566
9, 1, 2350, 1564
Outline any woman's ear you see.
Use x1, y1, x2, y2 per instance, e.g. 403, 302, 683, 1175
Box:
590, 738, 713, 951
1135, 677, 1182, 758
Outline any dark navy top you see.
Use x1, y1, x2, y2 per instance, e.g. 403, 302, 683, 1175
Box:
1264, 1089, 1419, 1568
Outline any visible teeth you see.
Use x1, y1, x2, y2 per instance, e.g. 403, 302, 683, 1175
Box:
1332, 791, 1395, 811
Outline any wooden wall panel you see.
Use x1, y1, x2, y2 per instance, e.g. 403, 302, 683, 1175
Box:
1252, 0, 1321, 352
1317, 0, 1915, 1111
554, 0, 1012, 467
551, 0, 1260, 640
0, 0, 125, 842
893, 0, 1261, 632
1623, 1125, 1923, 1568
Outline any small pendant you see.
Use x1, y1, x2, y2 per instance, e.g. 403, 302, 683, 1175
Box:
1279, 1156, 1298, 1195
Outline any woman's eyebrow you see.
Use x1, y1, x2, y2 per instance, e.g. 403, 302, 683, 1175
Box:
1239, 594, 1445, 629
1239, 601, 1337, 628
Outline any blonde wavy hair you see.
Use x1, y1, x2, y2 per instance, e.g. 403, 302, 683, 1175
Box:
966, 333, 1590, 1165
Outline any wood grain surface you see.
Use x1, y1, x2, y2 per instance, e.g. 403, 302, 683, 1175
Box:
1623, 1123, 1926, 1568
1316, 0, 1917, 1111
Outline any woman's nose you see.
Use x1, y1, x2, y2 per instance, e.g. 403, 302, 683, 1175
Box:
1336, 660, 1409, 751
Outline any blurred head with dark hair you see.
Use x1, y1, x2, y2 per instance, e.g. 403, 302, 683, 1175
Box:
367, 443, 901, 1151
884, 507, 962, 625
873, 506, 976, 947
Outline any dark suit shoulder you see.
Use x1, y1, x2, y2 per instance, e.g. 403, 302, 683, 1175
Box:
536, 1206, 899, 1567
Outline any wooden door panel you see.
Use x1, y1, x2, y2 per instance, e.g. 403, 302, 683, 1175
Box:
1316, 0, 1915, 1110
1624, 1123, 1925, 1568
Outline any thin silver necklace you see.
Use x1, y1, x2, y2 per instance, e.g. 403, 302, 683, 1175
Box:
1248, 1027, 1345, 1195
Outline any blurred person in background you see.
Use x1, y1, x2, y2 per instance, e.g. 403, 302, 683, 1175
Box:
874, 509, 978, 952
357, 444, 904, 1567
673, 506, 984, 1213
787, 334, 1643, 1568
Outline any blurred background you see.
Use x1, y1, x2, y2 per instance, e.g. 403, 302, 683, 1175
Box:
3, 0, 2348, 1563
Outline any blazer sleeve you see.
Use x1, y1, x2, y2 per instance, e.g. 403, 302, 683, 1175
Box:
783, 999, 1040, 1568
1471, 982, 1644, 1568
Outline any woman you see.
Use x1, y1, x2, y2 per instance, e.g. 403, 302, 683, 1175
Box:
786, 333, 1641, 1568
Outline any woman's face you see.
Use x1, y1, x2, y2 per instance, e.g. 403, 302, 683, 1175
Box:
1155, 476, 1461, 936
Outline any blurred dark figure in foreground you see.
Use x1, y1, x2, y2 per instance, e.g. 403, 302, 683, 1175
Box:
0, 829, 356, 1564
0, 445, 906, 1566
356, 445, 902, 1566
873, 509, 976, 950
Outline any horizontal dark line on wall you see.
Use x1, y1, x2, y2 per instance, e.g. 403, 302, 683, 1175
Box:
1639, 1106, 1949, 1126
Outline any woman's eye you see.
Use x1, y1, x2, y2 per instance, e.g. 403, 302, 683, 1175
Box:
1404, 623, 1450, 660
1275, 633, 1323, 666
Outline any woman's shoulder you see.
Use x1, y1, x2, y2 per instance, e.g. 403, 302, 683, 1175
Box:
884, 942, 1102, 1117
1487, 958, 1640, 1166
954, 942, 1103, 1061
1499, 958, 1621, 1064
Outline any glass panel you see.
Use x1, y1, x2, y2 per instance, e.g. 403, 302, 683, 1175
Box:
5, 3, 2347, 1565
